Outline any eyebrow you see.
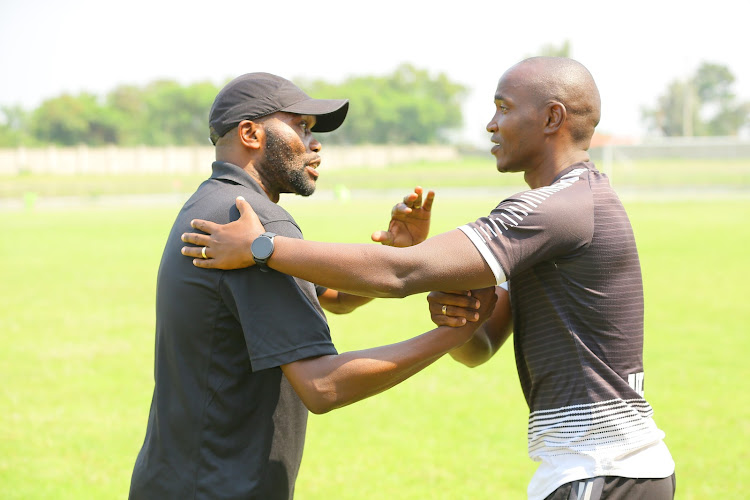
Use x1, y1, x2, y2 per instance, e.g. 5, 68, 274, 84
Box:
494, 94, 507, 102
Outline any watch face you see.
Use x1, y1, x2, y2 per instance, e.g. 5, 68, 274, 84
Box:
252, 236, 274, 260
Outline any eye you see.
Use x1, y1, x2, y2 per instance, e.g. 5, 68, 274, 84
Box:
300, 120, 311, 132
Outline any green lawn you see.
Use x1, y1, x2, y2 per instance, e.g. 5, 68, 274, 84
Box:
1, 155, 749, 200
1, 191, 748, 499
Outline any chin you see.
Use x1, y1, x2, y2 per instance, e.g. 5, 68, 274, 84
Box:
294, 183, 316, 197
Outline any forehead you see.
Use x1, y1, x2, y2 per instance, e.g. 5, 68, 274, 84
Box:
495, 66, 538, 103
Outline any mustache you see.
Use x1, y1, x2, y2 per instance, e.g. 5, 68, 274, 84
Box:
305, 154, 321, 167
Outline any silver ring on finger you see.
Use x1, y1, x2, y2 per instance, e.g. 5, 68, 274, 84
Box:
201, 246, 208, 259
441, 305, 447, 315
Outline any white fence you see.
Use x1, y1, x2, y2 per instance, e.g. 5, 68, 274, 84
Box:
2, 138, 749, 177
0, 145, 461, 176
589, 136, 750, 162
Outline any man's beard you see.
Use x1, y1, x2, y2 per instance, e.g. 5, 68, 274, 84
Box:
261, 124, 316, 197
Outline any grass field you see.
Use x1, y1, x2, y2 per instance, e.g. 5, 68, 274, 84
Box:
1, 176, 749, 498
1, 155, 749, 200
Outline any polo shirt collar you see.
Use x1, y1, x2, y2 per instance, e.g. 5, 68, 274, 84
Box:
210, 161, 267, 197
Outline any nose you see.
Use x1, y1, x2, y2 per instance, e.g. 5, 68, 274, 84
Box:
310, 136, 322, 153
486, 117, 498, 133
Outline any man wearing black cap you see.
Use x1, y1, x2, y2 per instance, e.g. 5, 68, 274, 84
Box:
128, 73, 496, 500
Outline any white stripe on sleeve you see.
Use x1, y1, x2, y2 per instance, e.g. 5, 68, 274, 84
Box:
457, 225, 507, 285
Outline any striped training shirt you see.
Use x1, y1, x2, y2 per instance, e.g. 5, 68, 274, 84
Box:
458, 162, 674, 499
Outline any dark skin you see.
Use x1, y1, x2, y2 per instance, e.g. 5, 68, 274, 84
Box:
428, 287, 513, 367
200, 110, 495, 413
320, 186, 436, 313
216, 111, 438, 313
182, 57, 600, 366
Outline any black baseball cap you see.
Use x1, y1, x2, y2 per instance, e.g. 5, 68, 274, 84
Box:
208, 72, 349, 144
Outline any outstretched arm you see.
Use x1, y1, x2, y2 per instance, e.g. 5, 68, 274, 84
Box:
281, 285, 498, 414
182, 196, 497, 298
319, 186, 436, 314
426, 287, 513, 367
317, 289, 374, 314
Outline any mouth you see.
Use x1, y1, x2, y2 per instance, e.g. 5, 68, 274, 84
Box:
490, 141, 501, 155
305, 158, 321, 179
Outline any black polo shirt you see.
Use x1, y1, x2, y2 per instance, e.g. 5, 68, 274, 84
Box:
129, 161, 337, 500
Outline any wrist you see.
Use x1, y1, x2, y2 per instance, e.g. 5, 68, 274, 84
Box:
250, 232, 276, 271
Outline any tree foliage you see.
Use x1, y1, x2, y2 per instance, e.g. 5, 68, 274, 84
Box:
300, 63, 467, 144
642, 62, 750, 136
0, 65, 467, 147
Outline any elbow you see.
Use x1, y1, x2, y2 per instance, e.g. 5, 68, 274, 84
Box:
361, 247, 422, 299
450, 354, 488, 369
297, 380, 341, 415
307, 401, 335, 415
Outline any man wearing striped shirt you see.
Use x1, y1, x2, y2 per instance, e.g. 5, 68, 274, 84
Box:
182, 57, 676, 499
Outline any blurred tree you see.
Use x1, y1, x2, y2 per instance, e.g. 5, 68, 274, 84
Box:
0, 105, 32, 147
301, 64, 467, 144
106, 84, 147, 146
12, 66, 466, 146
642, 62, 749, 136
135, 80, 218, 145
30, 93, 119, 145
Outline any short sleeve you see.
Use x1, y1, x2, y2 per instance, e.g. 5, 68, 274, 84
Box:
458, 170, 594, 283
220, 219, 337, 371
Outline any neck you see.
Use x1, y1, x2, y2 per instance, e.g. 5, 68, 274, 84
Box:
524, 150, 590, 189
217, 150, 280, 203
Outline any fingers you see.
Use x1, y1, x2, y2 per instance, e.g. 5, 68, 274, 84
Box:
190, 218, 220, 234
404, 186, 423, 209
191, 257, 219, 269
399, 186, 434, 213
427, 290, 482, 324
427, 290, 480, 309
181, 245, 207, 259
431, 314, 470, 327
371, 230, 395, 246
422, 190, 435, 212
180, 245, 219, 268
181, 232, 212, 246
433, 303, 480, 323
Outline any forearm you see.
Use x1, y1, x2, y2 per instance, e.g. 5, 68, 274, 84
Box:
449, 287, 513, 367
449, 328, 495, 367
269, 231, 496, 298
318, 290, 374, 314
282, 325, 474, 414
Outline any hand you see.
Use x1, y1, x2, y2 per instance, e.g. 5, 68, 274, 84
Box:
371, 186, 435, 247
181, 196, 264, 269
427, 288, 498, 328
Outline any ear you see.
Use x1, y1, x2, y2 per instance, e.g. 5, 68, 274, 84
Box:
237, 120, 263, 150
543, 101, 566, 135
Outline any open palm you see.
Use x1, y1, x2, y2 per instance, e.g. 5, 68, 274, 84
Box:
372, 186, 435, 247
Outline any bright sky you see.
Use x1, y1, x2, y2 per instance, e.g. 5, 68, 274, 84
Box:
1, 0, 747, 146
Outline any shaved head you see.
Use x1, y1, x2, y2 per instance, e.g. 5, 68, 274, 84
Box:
503, 57, 601, 147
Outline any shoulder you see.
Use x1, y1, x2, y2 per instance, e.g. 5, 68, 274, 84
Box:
499, 168, 592, 219
489, 167, 594, 244
185, 180, 303, 238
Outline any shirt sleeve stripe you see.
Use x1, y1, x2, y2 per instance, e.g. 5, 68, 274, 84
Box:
458, 225, 507, 285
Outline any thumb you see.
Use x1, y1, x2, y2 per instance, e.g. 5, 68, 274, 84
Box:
371, 230, 394, 246
241, 196, 264, 232
236, 196, 261, 224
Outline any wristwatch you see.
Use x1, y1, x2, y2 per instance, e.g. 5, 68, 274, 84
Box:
251, 232, 277, 272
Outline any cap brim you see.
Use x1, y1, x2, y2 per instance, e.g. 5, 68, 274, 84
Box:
281, 99, 349, 132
